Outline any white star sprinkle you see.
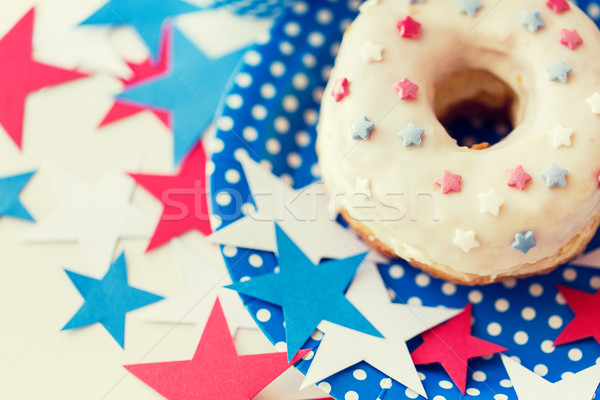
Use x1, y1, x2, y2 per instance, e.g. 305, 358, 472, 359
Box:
478, 188, 505, 216
453, 229, 480, 253
358, 41, 384, 62
355, 177, 372, 198
359, 0, 380, 12
587, 92, 600, 114
548, 124, 573, 148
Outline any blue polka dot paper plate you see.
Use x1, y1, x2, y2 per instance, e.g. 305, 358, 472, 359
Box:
210, 1, 600, 399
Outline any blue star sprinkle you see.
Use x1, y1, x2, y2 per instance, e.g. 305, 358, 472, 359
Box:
0, 171, 35, 222
547, 60, 573, 83
511, 231, 537, 254
62, 252, 163, 348
459, 0, 483, 16
521, 11, 545, 33
541, 162, 568, 188
80, 0, 200, 59
227, 224, 381, 360
397, 123, 425, 147
118, 28, 244, 165
351, 116, 375, 140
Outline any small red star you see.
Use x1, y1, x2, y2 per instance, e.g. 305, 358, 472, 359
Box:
547, 0, 570, 13
554, 285, 600, 346
411, 304, 506, 394
393, 78, 419, 100
396, 16, 421, 39
435, 170, 462, 194
560, 29, 583, 50
331, 78, 350, 102
505, 165, 532, 190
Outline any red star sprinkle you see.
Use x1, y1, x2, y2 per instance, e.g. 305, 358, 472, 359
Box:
560, 29, 583, 50
554, 285, 600, 346
129, 143, 212, 251
0, 8, 87, 149
125, 299, 309, 400
331, 78, 350, 102
435, 170, 462, 194
505, 165, 532, 190
396, 16, 421, 39
547, 0, 571, 13
411, 304, 507, 394
393, 78, 419, 100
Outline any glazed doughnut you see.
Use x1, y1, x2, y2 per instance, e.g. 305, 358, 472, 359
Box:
317, 0, 600, 285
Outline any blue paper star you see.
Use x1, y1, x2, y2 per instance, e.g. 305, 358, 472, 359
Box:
458, 0, 483, 16
397, 123, 424, 147
80, 0, 200, 59
62, 252, 163, 348
228, 225, 380, 360
511, 231, 537, 254
521, 11, 544, 32
547, 60, 573, 83
0, 171, 35, 222
541, 162, 568, 188
118, 28, 244, 165
351, 116, 375, 140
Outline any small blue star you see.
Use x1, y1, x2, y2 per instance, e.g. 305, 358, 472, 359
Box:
541, 162, 568, 188
521, 11, 545, 33
511, 231, 536, 254
459, 0, 483, 16
397, 123, 425, 147
351, 116, 375, 140
547, 60, 573, 83
62, 252, 163, 348
0, 171, 35, 222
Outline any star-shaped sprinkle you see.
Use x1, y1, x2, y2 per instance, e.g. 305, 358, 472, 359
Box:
547, 60, 573, 83
411, 304, 507, 394
62, 252, 163, 348
453, 229, 480, 253
126, 299, 308, 399
459, 0, 483, 17
359, 0, 380, 12
331, 78, 350, 102
547, 0, 571, 14
586, 92, 600, 114
521, 11, 545, 33
228, 224, 380, 360
351, 116, 375, 140
541, 162, 568, 188
505, 165, 532, 190
397, 123, 424, 147
548, 123, 573, 148
355, 177, 372, 198
0, 171, 35, 222
357, 41, 384, 62
435, 170, 462, 194
511, 231, 536, 254
393, 78, 419, 100
554, 285, 600, 346
478, 188, 505, 216
396, 16, 421, 39
560, 29, 583, 50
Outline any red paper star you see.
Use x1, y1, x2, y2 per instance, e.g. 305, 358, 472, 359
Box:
435, 170, 462, 194
547, 0, 570, 13
560, 29, 583, 50
411, 304, 506, 394
505, 165, 532, 190
331, 78, 349, 102
0, 8, 86, 149
554, 285, 600, 346
393, 78, 419, 100
396, 16, 421, 39
129, 143, 211, 251
125, 299, 309, 400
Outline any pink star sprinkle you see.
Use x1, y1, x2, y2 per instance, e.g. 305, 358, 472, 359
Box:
435, 170, 462, 194
505, 165, 532, 190
560, 29, 583, 50
396, 16, 421, 39
547, 0, 570, 13
331, 78, 350, 102
393, 78, 419, 100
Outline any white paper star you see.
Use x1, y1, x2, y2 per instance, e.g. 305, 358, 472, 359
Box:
357, 41, 384, 62
548, 124, 573, 148
359, 0, 381, 12
302, 263, 461, 396
501, 355, 600, 400
21, 162, 153, 277
453, 229, 480, 253
478, 188, 504, 216
586, 92, 600, 115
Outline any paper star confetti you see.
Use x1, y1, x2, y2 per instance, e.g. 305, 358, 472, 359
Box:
548, 124, 573, 148
505, 165, 532, 190
541, 162, 568, 188
411, 303, 507, 394
397, 123, 424, 147
586, 92, 600, 114
501, 355, 600, 400
22, 162, 153, 277
62, 252, 163, 348
396, 16, 421, 39
126, 299, 308, 400
351, 116, 375, 140
117, 27, 244, 165
547, 60, 573, 83
357, 41, 384, 62
511, 231, 536, 254
560, 29, 583, 50
302, 264, 461, 397
0, 171, 35, 222
228, 225, 380, 360
547, 0, 571, 14
453, 229, 480, 253
0, 8, 87, 149
458, 0, 483, 17
521, 11, 545, 33
435, 170, 462, 194
331, 78, 349, 102
478, 187, 504, 216
554, 285, 600, 346
393, 78, 419, 100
